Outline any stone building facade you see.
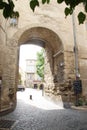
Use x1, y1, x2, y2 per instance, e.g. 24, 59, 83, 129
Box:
25, 59, 41, 88
0, 1, 87, 112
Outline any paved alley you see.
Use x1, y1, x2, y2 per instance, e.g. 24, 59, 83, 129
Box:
0, 88, 87, 130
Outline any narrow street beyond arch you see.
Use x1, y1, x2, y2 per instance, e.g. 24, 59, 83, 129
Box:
17, 88, 63, 110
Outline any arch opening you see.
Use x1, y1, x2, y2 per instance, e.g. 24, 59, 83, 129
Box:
0, 27, 66, 113
17, 27, 65, 106
18, 44, 43, 88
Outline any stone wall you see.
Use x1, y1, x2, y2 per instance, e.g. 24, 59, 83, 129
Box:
0, 1, 87, 112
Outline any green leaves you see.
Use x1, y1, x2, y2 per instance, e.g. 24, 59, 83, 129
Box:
64, 0, 87, 24
42, 0, 50, 4
65, 7, 72, 16
3, 4, 11, 18
30, 0, 39, 11
57, 0, 64, 4
0, 0, 19, 18
0, 0, 87, 24
36, 49, 44, 80
84, 1, 87, 12
64, 0, 70, 5
3, 0, 14, 18
29, 0, 87, 24
30, 0, 50, 11
47, 0, 50, 3
12, 11, 19, 18
65, 7, 70, 16
78, 12, 86, 24
0, 1, 5, 9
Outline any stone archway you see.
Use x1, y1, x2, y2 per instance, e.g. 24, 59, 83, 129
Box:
1, 26, 74, 113
17, 27, 64, 102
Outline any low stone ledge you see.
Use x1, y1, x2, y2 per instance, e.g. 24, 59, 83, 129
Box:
71, 105, 87, 111
0, 104, 16, 116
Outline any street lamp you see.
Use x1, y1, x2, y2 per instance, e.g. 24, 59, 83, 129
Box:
72, 12, 80, 79
72, 12, 82, 106
0, 77, 2, 112
10, 17, 18, 27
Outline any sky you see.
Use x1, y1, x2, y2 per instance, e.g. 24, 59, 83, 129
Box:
19, 44, 42, 71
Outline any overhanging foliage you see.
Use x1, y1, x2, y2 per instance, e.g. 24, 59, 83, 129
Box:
30, 0, 87, 24
0, 0, 87, 24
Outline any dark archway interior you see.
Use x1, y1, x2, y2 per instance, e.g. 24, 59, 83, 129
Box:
23, 38, 45, 48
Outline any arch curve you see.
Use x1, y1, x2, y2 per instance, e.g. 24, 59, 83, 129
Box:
13, 26, 63, 52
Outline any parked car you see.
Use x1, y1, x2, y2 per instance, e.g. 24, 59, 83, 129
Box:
17, 85, 25, 91
39, 84, 44, 90
33, 84, 38, 89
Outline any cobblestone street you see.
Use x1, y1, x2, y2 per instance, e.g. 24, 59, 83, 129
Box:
0, 88, 87, 130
